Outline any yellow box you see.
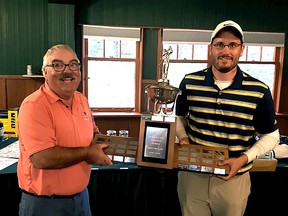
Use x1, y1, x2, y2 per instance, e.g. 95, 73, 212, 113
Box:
0, 110, 18, 137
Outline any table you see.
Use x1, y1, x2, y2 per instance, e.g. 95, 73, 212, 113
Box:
245, 161, 288, 216
0, 138, 181, 216
88, 164, 181, 216
1, 137, 287, 216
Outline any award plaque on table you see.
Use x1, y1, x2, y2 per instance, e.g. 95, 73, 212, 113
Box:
136, 119, 176, 169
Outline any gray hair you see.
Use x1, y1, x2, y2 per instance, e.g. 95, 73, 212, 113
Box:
42, 44, 79, 72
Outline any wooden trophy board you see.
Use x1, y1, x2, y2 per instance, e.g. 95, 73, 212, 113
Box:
94, 134, 138, 163
136, 119, 176, 169
173, 144, 230, 175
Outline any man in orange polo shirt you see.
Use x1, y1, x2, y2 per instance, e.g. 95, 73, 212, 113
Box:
17, 44, 113, 216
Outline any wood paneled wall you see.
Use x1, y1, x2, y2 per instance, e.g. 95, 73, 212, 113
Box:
276, 113, 288, 136
94, 113, 141, 139
0, 75, 44, 110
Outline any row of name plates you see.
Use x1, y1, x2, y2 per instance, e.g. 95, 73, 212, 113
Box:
94, 131, 230, 176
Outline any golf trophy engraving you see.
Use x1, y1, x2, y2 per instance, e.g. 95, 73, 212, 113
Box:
144, 46, 181, 119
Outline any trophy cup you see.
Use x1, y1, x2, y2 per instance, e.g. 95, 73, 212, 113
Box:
144, 46, 181, 120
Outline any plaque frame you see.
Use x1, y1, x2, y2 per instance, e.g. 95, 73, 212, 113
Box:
137, 119, 176, 169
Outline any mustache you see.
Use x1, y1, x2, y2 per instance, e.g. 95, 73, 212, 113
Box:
59, 74, 75, 81
219, 54, 233, 59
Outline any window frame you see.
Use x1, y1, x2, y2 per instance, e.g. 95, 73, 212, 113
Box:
81, 27, 142, 113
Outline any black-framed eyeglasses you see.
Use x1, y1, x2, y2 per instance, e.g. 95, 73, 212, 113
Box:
46, 61, 81, 72
211, 42, 242, 50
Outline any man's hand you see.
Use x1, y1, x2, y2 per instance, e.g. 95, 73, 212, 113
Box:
86, 142, 113, 166
179, 137, 190, 145
217, 154, 248, 180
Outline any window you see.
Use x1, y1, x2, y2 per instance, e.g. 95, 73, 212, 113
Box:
162, 43, 208, 88
82, 25, 141, 112
163, 43, 278, 94
81, 26, 284, 113
162, 29, 285, 108
239, 45, 277, 93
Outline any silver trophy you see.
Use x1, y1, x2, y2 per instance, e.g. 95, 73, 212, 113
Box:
145, 46, 181, 116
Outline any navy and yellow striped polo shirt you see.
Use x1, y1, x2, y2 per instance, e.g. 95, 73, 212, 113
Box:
176, 66, 278, 173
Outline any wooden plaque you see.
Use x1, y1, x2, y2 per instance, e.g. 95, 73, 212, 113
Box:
173, 144, 230, 175
94, 134, 138, 163
136, 119, 176, 169
95, 126, 230, 175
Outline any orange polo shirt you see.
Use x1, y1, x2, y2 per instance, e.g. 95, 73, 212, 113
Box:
17, 83, 98, 195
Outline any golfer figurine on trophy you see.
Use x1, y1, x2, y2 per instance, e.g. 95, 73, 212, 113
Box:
144, 46, 181, 121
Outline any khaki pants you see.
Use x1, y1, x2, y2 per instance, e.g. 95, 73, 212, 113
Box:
178, 171, 251, 216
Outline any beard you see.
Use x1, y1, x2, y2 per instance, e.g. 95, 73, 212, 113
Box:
218, 66, 233, 73
212, 55, 238, 73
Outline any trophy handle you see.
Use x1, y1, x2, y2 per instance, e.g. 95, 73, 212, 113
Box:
153, 100, 161, 114
161, 103, 175, 116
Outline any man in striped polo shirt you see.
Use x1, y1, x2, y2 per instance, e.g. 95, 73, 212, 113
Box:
175, 20, 280, 216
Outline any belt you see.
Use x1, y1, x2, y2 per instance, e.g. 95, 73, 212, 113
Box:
22, 190, 80, 199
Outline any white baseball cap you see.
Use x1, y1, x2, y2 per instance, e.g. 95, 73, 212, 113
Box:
211, 20, 244, 43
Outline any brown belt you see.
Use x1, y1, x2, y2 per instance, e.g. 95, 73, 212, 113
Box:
22, 190, 80, 199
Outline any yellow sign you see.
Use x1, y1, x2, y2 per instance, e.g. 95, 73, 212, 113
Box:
0, 110, 18, 137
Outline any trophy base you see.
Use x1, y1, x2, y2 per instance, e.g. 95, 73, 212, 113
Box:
141, 113, 176, 123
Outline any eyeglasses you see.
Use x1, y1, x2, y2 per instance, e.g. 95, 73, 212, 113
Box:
46, 61, 81, 72
211, 42, 242, 50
